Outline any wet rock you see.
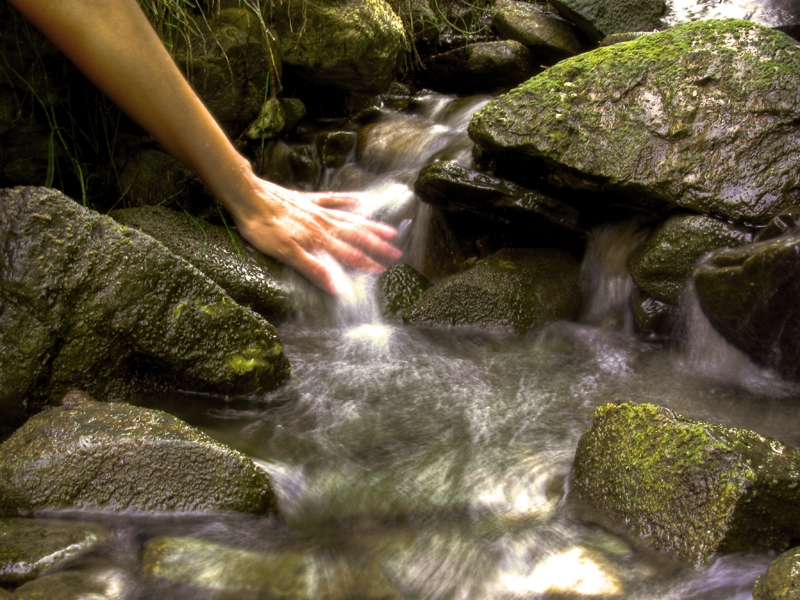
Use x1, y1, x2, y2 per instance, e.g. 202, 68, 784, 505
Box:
12, 568, 129, 600
117, 149, 199, 208
0, 187, 290, 434
599, 31, 652, 46
754, 546, 800, 600
378, 263, 430, 317
0, 391, 278, 515
572, 402, 800, 565
415, 160, 586, 255
755, 206, 800, 242
245, 98, 285, 140
253, 140, 322, 190
317, 131, 357, 168
143, 536, 401, 599
419, 40, 540, 95
269, 0, 405, 94
0, 518, 110, 584
491, 0, 584, 64
404, 247, 582, 331
630, 289, 672, 337
469, 20, 800, 225
110, 205, 294, 322
280, 98, 307, 133
385, 0, 439, 44
171, 12, 281, 136
549, 0, 666, 42
693, 230, 800, 380
628, 214, 751, 304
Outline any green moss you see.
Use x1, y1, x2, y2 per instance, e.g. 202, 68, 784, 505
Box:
227, 350, 269, 375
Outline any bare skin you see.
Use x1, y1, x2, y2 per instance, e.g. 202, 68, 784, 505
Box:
9, 0, 402, 294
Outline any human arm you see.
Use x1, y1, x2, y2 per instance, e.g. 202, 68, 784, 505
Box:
8, 0, 402, 294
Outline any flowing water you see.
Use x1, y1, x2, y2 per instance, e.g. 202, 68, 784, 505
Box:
29, 3, 800, 598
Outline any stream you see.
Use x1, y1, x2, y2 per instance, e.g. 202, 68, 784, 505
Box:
32, 1, 800, 597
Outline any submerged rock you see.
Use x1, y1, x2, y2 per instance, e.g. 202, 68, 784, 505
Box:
110, 205, 295, 322
270, 0, 405, 94
628, 214, 751, 304
11, 568, 129, 600
491, 0, 584, 64
469, 20, 800, 224
415, 160, 586, 255
404, 248, 582, 331
572, 403, 800, 565
693, 230, 800, 379
0, 518, 110, 584
0, 391, 278, 515
0, 187, 290, 435
143, 536, 401, 599
549, 0, 666, 42
419, 40, 540, 95
378, 263, 430, 317
754, 546, 800, 600
630, 289, 672, 337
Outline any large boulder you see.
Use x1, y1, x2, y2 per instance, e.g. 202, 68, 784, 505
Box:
418, 40, 540, 95
693, 230, 800, 380
491, 0, 584, 64
754, 546, 800, 600
0, 187, 290, 436
549, 0, 666, 42
269, 0, 405, 94
0, 518, 109, 584
415, 160, 586, 255
403, 247, 582, 331
0, 391, 278, 515
628, 214, 751, 304
469, 20, 800, 225
110, 205, 295, 322
572, 403, 800, 565
377, 263, 430, 317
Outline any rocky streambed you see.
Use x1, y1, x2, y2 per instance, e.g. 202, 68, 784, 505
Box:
4, 0, 800, 598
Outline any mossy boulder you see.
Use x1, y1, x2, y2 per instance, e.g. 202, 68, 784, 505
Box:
549, 0, 666, 42
245, 98, 286, 140
384, 0, 439, 44
110, 205, 295, 322
491, 0, 584, 64
11, 568, 129, 600
378, 263, 430, 317
754, 546, 800, 600
269, 0, 405, 94
415, 160, 586, 255
0, 518, 109, 584
628, 214, 751, 304
693, 230, 800, 379
170, 11, 281, 137
572, 403, 800, 565
419, 40, 540, 95
142, 536, 401, 599
469, 20, 800, 224
403, 247, 582, 330
0, 391, 278, 515
0, 187, 290, 436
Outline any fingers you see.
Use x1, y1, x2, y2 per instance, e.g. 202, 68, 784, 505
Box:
332, 223, 403, 264
310, 192, 359, 209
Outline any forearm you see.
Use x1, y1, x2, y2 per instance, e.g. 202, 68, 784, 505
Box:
8, 0, 257, 216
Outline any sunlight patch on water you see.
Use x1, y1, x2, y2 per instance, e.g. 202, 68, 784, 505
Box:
343, 323, 393, 347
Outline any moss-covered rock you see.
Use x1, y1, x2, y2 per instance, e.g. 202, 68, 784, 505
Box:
628, 214, 751, 304
469, 20, 800, 224
754, 546, 800, 600
0, 187, 290, 436
549, 0, 666, 42
378, 263, 430, 317
385, 0, 439, 45
693, 230, 800, 379
110, 205, 294, 322
491, 0, 584, 64
11, 568, 129, 600
404, 247, 582, 330
0, 391, 278, 515
630, 289, 672, 337
280, 98, 307, 133
170, 12, 281, 137
419, 40, 540, 95
572, 403, 800, 565
317, 131, 358, 169
269, 0, 405, 94
415, 160, 586, 255
0, 518, 110, 585
245, 98, 286, 140
142, 536, 401, 599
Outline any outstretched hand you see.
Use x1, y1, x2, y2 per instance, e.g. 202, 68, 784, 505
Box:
230, 175, 403, 295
